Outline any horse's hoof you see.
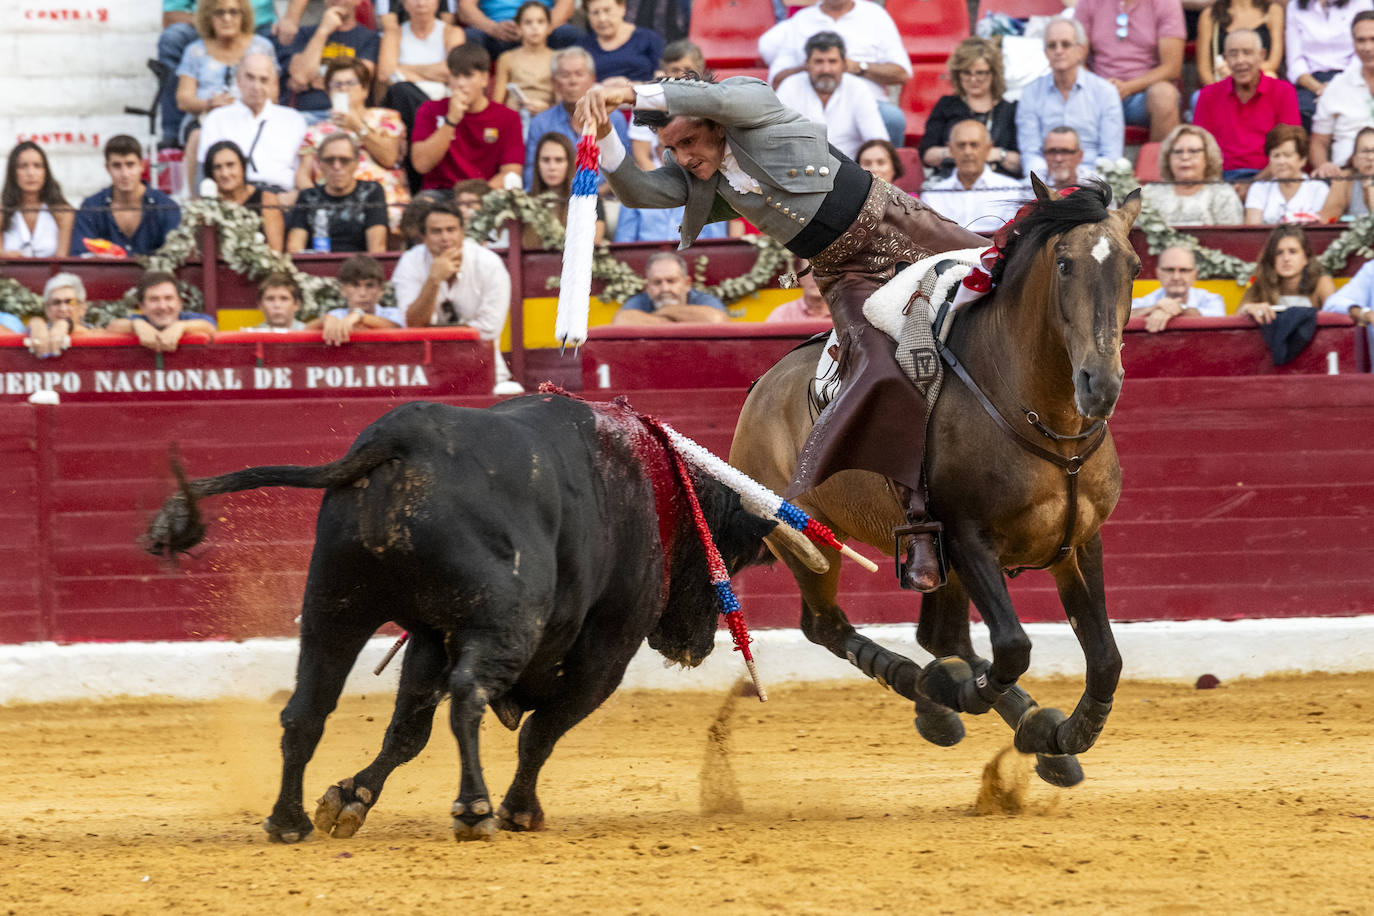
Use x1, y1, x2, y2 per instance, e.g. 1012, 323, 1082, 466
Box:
1034, 753, 1084, 788
1014, 705, 1067, 756
496, 803, 545, 832
920, 657, 973, 711
914, 707, 965, 747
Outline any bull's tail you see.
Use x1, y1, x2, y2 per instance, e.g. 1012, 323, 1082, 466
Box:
145, 439, 399, 559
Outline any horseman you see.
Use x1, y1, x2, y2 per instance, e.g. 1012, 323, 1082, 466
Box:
575, 74, 987, 591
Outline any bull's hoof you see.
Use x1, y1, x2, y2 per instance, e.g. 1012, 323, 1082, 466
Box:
1014, 705, 1067, 757
451, 798, 498, 842
263, 813, 314, 844
914, 705, 965, 747
919, 657, 973, 712
1034, 753, 1085, 788
496, 803, 545, 832
314, 778, 374, 839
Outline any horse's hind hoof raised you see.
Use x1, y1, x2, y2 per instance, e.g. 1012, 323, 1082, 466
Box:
919, 657, 973, 711
1034, 753, 1084, 788
1014, 705, 1067, 756
914, 694, 965, 746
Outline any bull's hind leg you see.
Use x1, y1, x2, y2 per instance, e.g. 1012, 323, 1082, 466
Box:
265, 622, 376, 844
448, 634, 530, 841
1015, 535, 1120, 762
314, 627, 449, 839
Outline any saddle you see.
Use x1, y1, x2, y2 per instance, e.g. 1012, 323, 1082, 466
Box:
813, 247, 986, 410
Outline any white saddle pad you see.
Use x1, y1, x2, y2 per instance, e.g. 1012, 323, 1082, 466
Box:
813, 247, 986, 402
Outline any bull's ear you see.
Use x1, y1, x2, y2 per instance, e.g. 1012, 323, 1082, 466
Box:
1117, 187, 1142, 228
1030, 173, 1055, 202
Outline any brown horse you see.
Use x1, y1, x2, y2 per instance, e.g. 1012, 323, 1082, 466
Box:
731, 179, 1142, 786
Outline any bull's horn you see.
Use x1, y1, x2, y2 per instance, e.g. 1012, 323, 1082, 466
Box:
765, 524, 830, 574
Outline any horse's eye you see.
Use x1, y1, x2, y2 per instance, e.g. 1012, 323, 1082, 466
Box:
1057, 258, 1069, 274
1132, 261, 1143, 278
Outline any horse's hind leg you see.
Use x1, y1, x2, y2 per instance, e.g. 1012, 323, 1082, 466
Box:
785, 548, 923, 703
912, 579, 973, 746
1016, 535, 1120, 761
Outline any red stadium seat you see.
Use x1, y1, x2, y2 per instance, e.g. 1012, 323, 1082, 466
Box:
899, 63, 954, 146
1135, 141, 1163, 183
889, 0, 971, 63
894, 147, 924, 195
689, 0, 777, 68
976, 0, 1068, 18
1124, 125, 1150, 146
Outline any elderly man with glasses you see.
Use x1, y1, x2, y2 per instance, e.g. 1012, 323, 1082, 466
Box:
1193, 29, 1299, 182
20, 274, 92, 358
1130, 245, 1225, 333
1040, 126, 1101, 190
1016, 18, 1124, 180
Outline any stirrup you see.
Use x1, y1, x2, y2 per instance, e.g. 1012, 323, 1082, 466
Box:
893, 519, 948, 590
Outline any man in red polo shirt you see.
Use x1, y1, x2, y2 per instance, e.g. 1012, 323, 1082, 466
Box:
1193, 28, 1300, 181
411, 44, 524, 191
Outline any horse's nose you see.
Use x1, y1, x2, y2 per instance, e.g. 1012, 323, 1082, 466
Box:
1075, 366, 1124, 419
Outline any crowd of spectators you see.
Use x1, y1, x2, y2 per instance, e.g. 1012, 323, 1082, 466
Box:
13, 0, 1374, 344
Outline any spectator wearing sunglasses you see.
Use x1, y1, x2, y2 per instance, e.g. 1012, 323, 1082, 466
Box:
286, 134, 389, 252
1016, 18, 1125, 179
1074, 0, 1186, 142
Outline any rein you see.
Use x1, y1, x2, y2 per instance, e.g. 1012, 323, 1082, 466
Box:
937, 341, 1107, 576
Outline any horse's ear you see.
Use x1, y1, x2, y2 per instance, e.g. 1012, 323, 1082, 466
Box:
1117, 188, 1143, 229
1030, 173, 1055, 202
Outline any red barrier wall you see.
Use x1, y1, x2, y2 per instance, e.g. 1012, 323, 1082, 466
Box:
2, 318, 1371, 645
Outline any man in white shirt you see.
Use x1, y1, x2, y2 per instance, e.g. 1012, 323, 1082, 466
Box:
1311, 11, 1374, 177
392, 199, 522, 393
1129, 246, 1225, 333
197, 52, 307, 194
775, 32, 886, 160
758, 0, 911, 145
920, 120, 1025, 233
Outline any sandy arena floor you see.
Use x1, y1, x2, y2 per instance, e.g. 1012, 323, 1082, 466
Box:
1, 673, 1371, 914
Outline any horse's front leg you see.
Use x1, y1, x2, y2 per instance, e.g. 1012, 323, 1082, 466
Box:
1016, 534, 1120, 758
918, 527, 1031, 717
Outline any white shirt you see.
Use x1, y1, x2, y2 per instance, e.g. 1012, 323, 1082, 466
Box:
921, 167, 1025, 233
1312, 62, 1374, 167
326, 304, 407, 325
1131, 286, 1226, 317
198, 99, 308, 191
774, 71, 887, 159
391, 238, 511, 340
759, 0, 911, 104
1244, 178, 1330, 223
2, 204, 59, 257
1285, 0, 1373, 78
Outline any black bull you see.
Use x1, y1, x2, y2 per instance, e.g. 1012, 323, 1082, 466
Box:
145, 395, 782, 842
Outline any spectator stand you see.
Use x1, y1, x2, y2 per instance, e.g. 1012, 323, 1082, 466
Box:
689, 0, 778, 69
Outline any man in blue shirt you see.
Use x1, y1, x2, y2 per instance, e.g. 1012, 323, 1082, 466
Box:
285, 0, 381, 118
106, 271, 218, 353
612, 252, 729, 325
71, 136, 181, 256
524, 47, 629, 188
1016, 18, 1124, 180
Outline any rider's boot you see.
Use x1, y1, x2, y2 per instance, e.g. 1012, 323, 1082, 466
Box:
893, 483, 945, 592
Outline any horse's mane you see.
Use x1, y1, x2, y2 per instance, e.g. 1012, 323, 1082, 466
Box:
990, 179, 1116, 290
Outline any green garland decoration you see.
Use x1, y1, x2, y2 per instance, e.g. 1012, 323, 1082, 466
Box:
1097, 158, 1374, 282
466, 188, 790, 305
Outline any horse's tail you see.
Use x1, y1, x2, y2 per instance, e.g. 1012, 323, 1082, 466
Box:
144, 439, 399, 559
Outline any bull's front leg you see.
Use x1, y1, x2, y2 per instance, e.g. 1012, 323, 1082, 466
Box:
314, 628, 450, 839
1016, 535, 1120, 759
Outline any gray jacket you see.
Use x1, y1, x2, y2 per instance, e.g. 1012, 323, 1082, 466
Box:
604, 77, 845, 250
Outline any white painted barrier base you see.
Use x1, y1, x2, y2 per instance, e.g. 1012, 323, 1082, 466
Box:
2, 617, 1372, 704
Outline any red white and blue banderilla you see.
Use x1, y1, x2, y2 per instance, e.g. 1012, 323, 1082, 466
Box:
553, 129, 601, 351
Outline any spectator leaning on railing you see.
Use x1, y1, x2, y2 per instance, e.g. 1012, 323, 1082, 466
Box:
71, 136, 181, 257
305, 253, 404, 344
611, 252, 728, 326
1129, 245, 1226, 333
106, 271, 218, 353
1239, 223, 1334, 325
1142, 124, 1245, 224
24, 274, 93, 359
1, 141, 74, 259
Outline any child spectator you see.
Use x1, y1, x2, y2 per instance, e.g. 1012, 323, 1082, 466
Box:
527, 132, 605, 247
106, 271, 217, 353
1244, 124, 1329, 222
493, 2, 556, 119
411, 44, 525, 190
247, 272, 307, 330
1, 141, 74, 259
307, 254, 405, 344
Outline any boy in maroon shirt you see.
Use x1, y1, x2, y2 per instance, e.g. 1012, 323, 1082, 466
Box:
411, 44, 524, 191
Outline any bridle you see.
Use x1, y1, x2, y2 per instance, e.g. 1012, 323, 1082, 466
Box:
937, 340, 1108, 576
